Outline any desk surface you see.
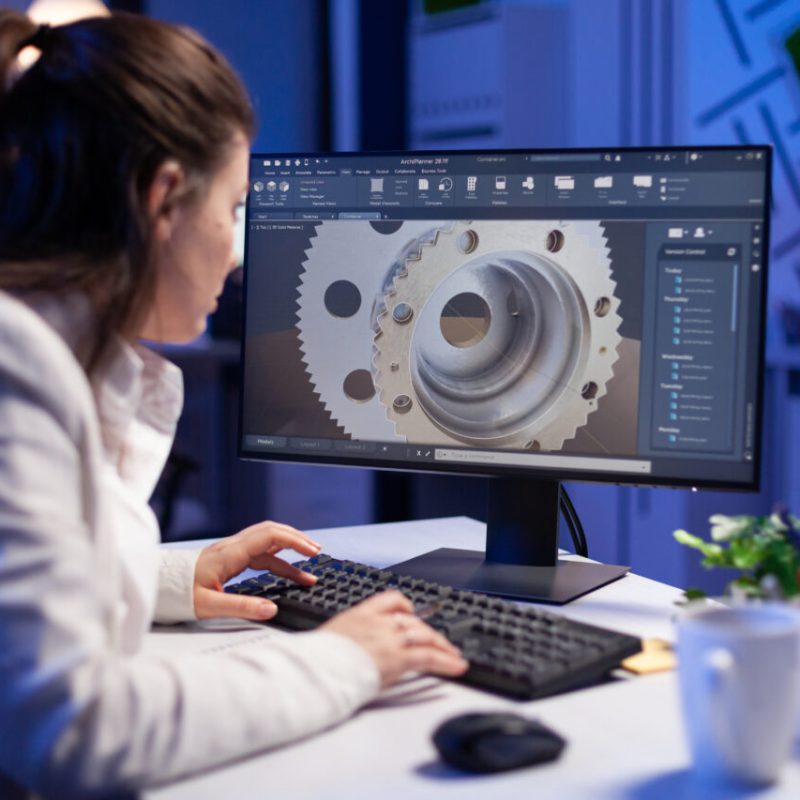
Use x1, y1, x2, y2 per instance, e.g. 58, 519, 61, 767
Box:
146, 517, 800, 799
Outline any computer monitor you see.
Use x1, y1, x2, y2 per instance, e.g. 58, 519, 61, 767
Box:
238, 145, 771, 603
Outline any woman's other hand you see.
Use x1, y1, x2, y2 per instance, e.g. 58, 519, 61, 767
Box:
321, 591, 469, 687
193, 521, 321, 619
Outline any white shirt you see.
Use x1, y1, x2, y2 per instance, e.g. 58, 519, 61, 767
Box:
0, 291, 379, 799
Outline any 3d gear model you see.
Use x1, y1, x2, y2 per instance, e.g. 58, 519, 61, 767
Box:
297, 219, 622, 450
297, 221, 443, 440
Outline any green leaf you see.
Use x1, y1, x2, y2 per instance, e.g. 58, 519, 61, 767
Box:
674, 529, 724, 559
674, 529, 702, 547
728, 538, 767, 569
683, 588, 707, 600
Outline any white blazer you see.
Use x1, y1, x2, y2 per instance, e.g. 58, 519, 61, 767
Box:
0, 291, 378, 799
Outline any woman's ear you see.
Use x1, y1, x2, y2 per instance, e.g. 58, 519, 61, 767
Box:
147, 160, 186, 242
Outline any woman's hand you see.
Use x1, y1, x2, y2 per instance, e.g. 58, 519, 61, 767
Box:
193, 520, 321, 620
321, 591, 469, 687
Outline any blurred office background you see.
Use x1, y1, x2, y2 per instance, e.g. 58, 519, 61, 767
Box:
12, 0, 800, 593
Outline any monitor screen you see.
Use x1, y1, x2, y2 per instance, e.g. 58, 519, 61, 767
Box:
238, 145, 771, 602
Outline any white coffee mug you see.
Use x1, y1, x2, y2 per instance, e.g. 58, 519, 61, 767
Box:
676, 601, 800, 786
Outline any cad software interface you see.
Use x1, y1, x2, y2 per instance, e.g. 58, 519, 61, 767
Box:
239, 147, 769, 488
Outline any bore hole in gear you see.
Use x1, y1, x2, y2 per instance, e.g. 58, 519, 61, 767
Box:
324, 280, 361, 318
457, 229, 479, 254
393, 395, 413, 413
440, 292, 491, 348
392, 302, 414, 324
343, 370, 376, 403
594, 296, 611, 317
581, 381, 599, 400
546, 229, 565, 253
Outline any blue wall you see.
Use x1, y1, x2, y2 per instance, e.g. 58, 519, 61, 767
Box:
150, 0, 324, 153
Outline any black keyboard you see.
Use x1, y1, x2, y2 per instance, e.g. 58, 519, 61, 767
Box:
226, 554, 642, 700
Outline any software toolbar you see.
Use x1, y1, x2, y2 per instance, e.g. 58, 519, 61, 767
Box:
248, 150, 765, 220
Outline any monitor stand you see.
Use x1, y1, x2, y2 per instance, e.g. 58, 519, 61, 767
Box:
388, 477, 629, 604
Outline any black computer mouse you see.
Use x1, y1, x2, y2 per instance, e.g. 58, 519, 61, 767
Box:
432, 712, 567, 774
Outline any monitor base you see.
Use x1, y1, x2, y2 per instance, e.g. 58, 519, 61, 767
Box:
389, 548, 630, 605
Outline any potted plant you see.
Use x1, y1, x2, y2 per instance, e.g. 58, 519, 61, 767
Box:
673, 508, 800, 600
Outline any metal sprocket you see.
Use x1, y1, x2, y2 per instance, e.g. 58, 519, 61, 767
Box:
372, 220, 622, 450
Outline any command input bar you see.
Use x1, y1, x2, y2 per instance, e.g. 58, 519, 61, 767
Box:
527, 154, 602, 162
434, 449, 652, 474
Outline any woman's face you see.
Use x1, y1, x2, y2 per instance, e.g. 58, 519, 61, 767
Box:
140, 134, 250, 344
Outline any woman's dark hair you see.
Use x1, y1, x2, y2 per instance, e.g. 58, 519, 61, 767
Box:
0, 11, 254, 373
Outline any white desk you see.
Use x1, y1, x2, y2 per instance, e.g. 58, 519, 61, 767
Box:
146, 517, 800, 799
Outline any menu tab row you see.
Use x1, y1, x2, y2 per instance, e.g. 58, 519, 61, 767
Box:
249, 171, 764, 212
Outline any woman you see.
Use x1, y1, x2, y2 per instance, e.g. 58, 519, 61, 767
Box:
0, 11, 466, 799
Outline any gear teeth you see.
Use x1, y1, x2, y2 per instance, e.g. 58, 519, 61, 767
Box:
403, 226, 443, 264
296, 250, 348, 432
295, 220, 447, 440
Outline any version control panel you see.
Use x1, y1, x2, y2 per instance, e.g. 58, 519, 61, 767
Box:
641, 221, 762, 461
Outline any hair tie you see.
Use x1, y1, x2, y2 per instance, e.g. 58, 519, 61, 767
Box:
23, 23, 52, 53
8, 23, 53, 86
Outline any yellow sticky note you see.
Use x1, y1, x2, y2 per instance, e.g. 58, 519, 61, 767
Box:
620, 639, 675, 675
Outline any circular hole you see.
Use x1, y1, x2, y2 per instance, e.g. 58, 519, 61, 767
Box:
392, 302, 414, 324
393, 394, 413, 413
369, 220, 404, 235
343, 370, 376, 403
594, 297, 611, 317
440, 292, 491, 348
457, 229, 479, 254
581, 381, 598, 400
545, 229, 565, 253
524, 440, 541, 451
599, 346, 608, 355
324, 280, 361, 318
